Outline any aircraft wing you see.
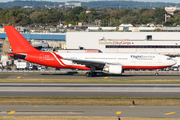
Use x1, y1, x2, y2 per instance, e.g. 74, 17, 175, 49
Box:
64, 58, 106, 68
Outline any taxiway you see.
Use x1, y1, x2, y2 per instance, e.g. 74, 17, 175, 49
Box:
1, 73, 180, 79
0, 105, 179, 118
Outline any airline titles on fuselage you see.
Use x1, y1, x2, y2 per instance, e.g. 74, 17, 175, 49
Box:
131, 55, 155, 60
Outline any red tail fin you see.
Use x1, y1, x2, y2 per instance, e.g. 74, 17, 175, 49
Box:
4, 26, 39, 53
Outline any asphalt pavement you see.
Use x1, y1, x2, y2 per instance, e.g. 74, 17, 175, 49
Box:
0, 83, 180, 97
1, 73, 180, 79
0, 105, 179, 118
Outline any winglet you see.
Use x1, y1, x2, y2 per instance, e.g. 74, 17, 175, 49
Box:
4, 26, 39, 53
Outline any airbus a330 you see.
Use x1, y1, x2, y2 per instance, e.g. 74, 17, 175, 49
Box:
4, 26, 176, 77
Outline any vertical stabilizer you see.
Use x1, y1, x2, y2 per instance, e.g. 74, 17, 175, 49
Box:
4, 26, 39, 53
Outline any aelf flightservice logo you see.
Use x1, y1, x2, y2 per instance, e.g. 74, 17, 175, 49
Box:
131, 55, 155, 60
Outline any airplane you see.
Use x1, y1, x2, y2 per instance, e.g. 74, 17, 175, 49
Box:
4, 26, 176, 77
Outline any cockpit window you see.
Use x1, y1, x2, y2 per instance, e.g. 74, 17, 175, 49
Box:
167, 58, 171, 60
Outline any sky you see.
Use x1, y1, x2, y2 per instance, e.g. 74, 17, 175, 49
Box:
0, 0, 179, 3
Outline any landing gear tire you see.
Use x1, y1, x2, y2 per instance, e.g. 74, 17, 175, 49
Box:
86, 72, 97, 77
155, 73, 159, 76
86, 72, 90, 77
90, 72, 95, 77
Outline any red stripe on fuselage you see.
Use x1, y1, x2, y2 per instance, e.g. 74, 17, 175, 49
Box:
53, 52, 63, 59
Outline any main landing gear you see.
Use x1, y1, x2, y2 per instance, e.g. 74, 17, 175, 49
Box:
155, 72, 159, 76
86, 72, 97, 77
86, 65, 97, 77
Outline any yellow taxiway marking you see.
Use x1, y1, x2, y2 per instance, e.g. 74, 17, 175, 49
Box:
164, 112, 176, 115
8, 111, 15, 114
116, 111, 122, 114
104, 77, 108, 79
17, 76, 21, 79
34, 106, 39, 107
130, 106, 134, 108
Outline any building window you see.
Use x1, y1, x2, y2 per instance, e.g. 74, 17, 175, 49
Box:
106, 45, 180, 48
147, 35, 152, 40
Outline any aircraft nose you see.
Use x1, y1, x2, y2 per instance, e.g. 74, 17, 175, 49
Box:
172, 60, 177, 66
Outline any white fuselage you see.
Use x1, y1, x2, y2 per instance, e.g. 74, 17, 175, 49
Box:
58, 52, 176, 69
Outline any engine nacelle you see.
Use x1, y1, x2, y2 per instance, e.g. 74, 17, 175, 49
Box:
103, 65, 123, 74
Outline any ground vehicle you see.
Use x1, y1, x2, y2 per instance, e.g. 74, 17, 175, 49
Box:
5, 26, 176, 77
37, 65, 46, 71
16, 62, 29, 70
0, 60, 13, 70
173, 66, 179, 71
0, 63, 3, 70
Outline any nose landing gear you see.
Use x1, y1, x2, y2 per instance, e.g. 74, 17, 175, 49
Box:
155, 72, 159, 76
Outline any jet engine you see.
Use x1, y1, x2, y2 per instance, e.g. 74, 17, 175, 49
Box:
103, 65, 123, 74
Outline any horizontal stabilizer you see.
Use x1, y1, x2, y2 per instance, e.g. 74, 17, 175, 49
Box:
8, 53, 27, 59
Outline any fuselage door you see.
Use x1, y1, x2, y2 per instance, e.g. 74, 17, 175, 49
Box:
40, 54, 45, 62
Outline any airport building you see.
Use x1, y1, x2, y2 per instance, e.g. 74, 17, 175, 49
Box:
66, 32, 180, 55
67, 32, 180, 68
165, 6, 180, 15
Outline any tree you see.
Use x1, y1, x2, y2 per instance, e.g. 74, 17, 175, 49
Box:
30, 12, 46, 25
121, 15, 138, 25
139, 8, 148, 14
174, 10, 180, 15
17, 13, 32, 25
88, 8, 99, 22
78, 13, 87, 22
153, 8, 166, 24
138, 15, 148, 24
154, 28, 162, 32
0, 10, 7, 23
164, 18, 174, 26
173, 15, 180, 25
71, 6, 85, 15
46, 12, 63, 25
101, 16, 110, 26
5, 10, 19, 25
65, 13, 78, 22
98, 27, 102, 31
110, 19, 121, 27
